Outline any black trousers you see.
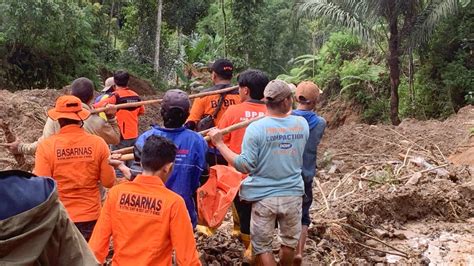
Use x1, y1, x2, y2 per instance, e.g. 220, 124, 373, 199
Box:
233, 193, 252, 235
75, 220, 97, 241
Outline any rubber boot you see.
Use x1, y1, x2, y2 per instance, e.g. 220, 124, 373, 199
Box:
293, 225, 308, 266
232, 203, 241, 238
241, 234, 254, 265
195, 225, 216, 237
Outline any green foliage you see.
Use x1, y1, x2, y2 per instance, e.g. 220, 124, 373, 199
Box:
298, 0, 468, 125
163, 0, 211, 34
279, 31, 390, 123
277, 54, 318, 84
340, 59, 385, 93
0, 0, 98, 89
197, 0, 313, 78
278, 32, 361, 85
0, 0, 470, 125
400, 2, 473, 119
442, 53, 474, 109
339, 59, 389, 123
315, 32, 361, 87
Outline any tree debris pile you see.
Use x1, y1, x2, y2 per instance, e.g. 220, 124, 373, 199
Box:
0, 88, 472, 264
0, 89, 62, 170
301, 105, 474, 264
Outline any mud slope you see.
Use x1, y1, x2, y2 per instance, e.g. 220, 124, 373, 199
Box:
0, 88, 472, 265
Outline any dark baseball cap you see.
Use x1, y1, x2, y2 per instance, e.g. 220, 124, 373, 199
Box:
210, 59, 233, 80
161, 89, 190, 112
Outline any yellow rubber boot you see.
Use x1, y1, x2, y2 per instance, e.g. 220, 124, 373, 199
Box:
241, 234, 253, 265
231, 204, 241, 238
195, 225, 216, 236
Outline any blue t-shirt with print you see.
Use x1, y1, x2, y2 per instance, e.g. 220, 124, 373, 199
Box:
234, 115, 309, 201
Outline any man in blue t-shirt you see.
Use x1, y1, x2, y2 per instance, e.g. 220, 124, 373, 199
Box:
130, 89, 208, 228
291, 81, 326, 265
208, 80, 309, 265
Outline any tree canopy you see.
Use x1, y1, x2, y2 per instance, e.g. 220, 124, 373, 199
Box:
0, 0, 472, 123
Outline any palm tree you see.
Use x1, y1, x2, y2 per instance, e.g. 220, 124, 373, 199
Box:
298, 0, 469, 125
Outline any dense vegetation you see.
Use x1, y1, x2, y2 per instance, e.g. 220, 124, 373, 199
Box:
0, 0, 472, 124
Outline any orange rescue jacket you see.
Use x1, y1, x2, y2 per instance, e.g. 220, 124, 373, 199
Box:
187, 84, 240, 126
94, 87, 145, 140
89, 174, 201, 266
34, 124, 115, 222
217, 101, 267, 154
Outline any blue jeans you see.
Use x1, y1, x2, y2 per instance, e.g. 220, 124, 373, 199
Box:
300, 116, 326, 225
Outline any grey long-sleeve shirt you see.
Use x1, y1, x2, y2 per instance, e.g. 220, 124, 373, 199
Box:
19, 103, 121, 155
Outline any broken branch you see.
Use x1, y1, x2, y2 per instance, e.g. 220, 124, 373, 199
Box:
341, 223, 409, 257
0, 119, 26, 168
316, 179, 330, 212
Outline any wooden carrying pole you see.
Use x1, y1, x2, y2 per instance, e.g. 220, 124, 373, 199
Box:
202, 116, 264, 141
118, 116, 264, 161
92, 85, 239, 114
111, 127, 218, 155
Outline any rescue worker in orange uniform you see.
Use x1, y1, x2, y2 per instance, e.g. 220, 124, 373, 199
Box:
94, 70, 145, 150
89, 135, 201, 265
185, 59, 240, 166
34, 95, 116, 241
217, 69, 269, 263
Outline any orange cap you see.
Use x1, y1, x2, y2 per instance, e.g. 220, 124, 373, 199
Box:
48, 95, 91, 121
295, 81, 322, 104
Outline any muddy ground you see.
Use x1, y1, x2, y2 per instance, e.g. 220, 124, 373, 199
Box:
0, 88, 473, 265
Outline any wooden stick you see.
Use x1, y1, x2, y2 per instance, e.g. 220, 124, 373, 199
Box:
352, 241, 408, 259
434, 144, 447, 162
0, 120, 26, 167
92, 85, 239, 114
111, 127, 219, 155
396, 146, 412, 176
111, 146, 134, 155
203, 116, 264, 141
397, 163, 449, 180
353, 176, 385, 185
316, 179, 330, 211
120, 153, 135, 161
340, 223, 409, 257
119, 116, 265, 161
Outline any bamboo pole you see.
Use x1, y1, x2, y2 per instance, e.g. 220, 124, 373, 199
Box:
202, 116, 264, 141
118, 115, 264, 161
111, 127, 219, 155
111, 146, 134, 155
92, 85, 238, 114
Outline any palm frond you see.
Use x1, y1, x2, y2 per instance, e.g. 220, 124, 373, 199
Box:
407, 0, 462, 48
297, 0, 373, 41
